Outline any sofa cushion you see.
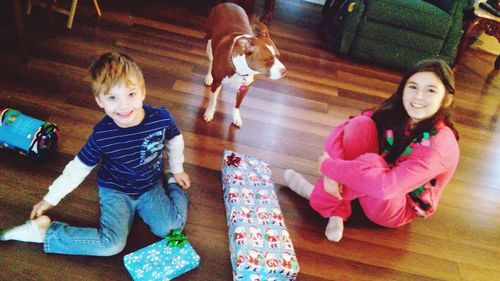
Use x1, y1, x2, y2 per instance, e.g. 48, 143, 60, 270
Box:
424, 0, 454, 12
355, 21, 445, 53
363, 0, 453, 39
351, 36, 443, 69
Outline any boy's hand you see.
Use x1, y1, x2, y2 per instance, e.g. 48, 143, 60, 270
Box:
30, 200, 54, 220
173, 172, 191, 189
323, 176, 343, 199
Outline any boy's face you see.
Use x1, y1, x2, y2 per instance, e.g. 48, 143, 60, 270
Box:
95, 80, 146, 128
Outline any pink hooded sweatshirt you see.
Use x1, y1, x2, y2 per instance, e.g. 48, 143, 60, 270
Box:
310, 113, 459, 227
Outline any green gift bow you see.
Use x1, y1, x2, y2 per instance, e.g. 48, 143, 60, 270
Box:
166, 228, 188, 248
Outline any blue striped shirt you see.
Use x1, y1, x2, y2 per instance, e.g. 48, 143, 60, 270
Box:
77, 105, 180, 194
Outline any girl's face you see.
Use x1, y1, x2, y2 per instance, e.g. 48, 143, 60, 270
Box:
402, 71, 447, 125
95, 80, 146, 128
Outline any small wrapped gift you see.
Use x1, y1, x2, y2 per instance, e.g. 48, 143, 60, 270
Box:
222, 150, 300, 281
123, 229, 200, 281
0, 108, 59, 159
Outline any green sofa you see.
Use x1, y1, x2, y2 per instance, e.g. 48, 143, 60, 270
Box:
325, 0, 473, 69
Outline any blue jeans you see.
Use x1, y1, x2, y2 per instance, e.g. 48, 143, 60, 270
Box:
43, 181, 189, 256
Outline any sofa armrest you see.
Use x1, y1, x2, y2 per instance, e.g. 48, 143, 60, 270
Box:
439, 0, 473, 63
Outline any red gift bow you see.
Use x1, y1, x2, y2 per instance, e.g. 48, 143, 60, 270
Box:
225, 153, 241, 167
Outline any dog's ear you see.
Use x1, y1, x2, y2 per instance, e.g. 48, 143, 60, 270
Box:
254, 22, 270, 38
236, 37, 256, 54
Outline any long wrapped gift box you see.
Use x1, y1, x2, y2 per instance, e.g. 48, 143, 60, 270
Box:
123, 229, 200, 281
221, 150, 300, 281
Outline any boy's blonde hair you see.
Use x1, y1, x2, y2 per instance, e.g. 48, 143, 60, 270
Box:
89, 52, 145, 96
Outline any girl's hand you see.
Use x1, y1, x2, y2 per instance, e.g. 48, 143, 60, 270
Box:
174, 172, 191, 189
30, 200, 54, 220
323, 176, 343, 199
318, 151, 329, 174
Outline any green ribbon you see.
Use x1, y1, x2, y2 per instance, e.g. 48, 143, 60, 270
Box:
410, 185, 425, 196
165, 228, 188, 248
386, 136, 394, 146
402, 146, 412, 155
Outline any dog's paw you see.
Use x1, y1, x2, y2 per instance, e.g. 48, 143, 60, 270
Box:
204, 75, 213, 87
232, 119, 243, 128
204, 109, 215, 122
232, 108, 243, 128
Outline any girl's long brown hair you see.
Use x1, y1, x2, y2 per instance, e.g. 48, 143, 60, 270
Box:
370, 59, 459, 164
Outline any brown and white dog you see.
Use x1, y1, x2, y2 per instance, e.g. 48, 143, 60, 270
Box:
203, 2, 286, 127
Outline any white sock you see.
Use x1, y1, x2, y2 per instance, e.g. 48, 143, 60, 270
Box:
284, 169, 313, 199
325, 216, 344, 242
0, 220, 44, 243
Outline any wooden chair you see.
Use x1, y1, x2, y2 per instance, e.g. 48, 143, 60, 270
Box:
26, 0, 102, 29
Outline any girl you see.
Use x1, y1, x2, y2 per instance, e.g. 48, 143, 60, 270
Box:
284, 59, 459, 242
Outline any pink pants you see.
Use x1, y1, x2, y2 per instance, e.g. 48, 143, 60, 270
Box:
309, 116, 416, 228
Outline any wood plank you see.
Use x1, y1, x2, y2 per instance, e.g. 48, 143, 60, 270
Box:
0, 0, 498, 280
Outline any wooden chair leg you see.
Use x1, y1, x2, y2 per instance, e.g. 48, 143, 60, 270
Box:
46, 0, 55, 28
26, 0, 101, 29
66, 0, 78, 29
93, 0, 102, 17
26, 0, 33, 15
260, 0, 275, 25
13, 0, 29, 62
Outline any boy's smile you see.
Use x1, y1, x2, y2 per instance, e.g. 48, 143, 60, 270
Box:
95, 80, 146, 128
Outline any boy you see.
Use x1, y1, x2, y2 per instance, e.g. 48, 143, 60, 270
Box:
1, 52, 190, 256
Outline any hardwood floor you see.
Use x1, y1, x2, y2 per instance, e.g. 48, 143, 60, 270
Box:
0, 0, 499, 280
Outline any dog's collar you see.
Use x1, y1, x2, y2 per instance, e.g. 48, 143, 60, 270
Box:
230, 35, 259, 77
